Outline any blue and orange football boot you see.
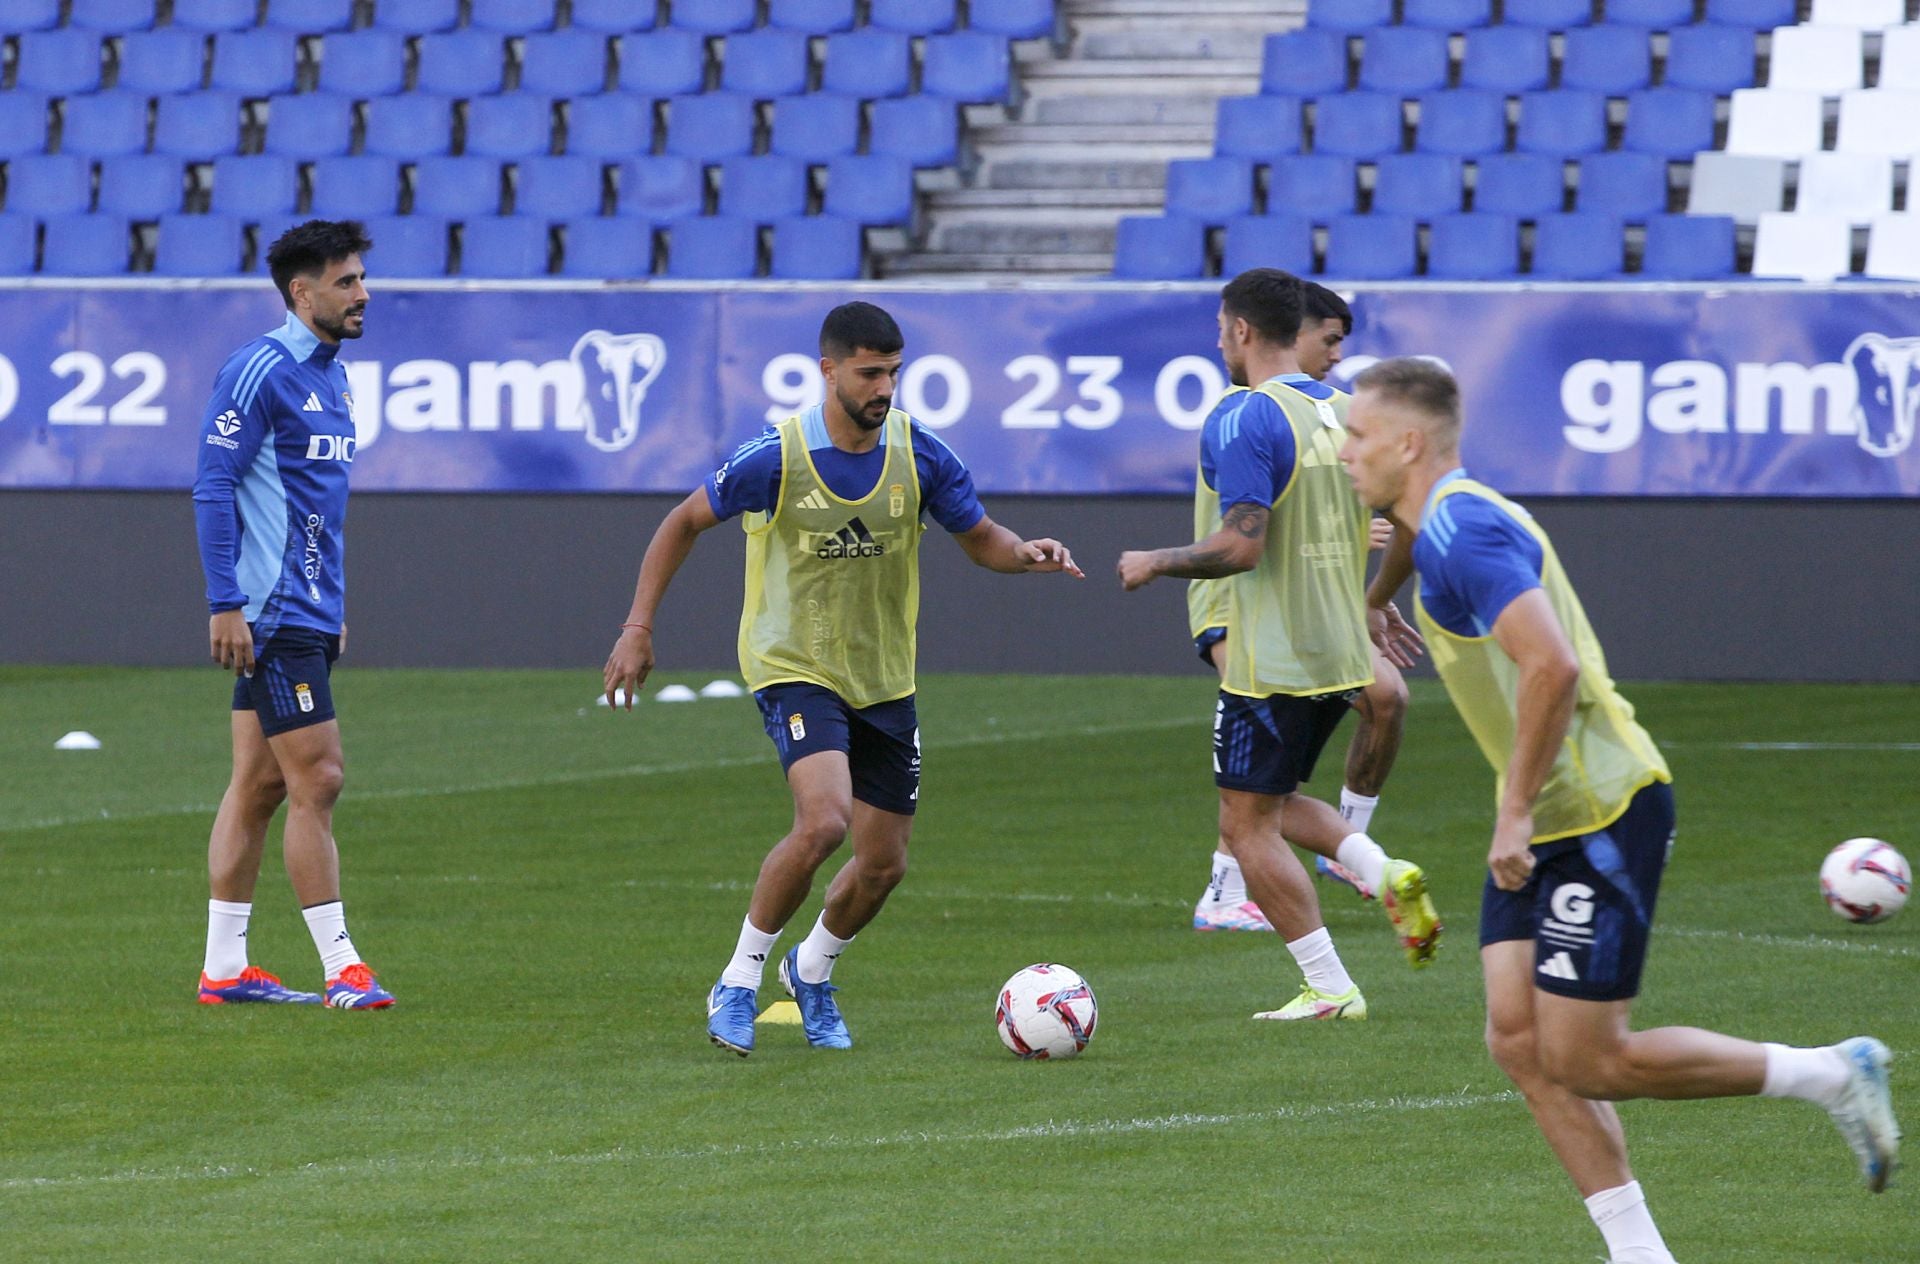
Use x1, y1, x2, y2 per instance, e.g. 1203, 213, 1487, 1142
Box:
198, 965, 320, 1005
324, 963, 395, 1009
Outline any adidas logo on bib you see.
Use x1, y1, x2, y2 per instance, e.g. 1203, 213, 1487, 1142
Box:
816, 517, 886, 560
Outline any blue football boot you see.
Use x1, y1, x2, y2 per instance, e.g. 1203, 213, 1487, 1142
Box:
778, 947, 852, 1050
707, 979, 757, 1056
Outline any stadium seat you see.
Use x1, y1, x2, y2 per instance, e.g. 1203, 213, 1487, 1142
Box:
17, 31, 104, 95
618, 31, 708, 98
41, 214, 129, 274
172, 0, 257, 31
1459, 28, 1548, 95
1751, 211, 1852, 280
1864, 213, 1920, 281
1686, 152, 1786, 220
209, 155, 299, 217
0, 95, 49, 157
1663, 25, 1757, 94
669, 0, 756, 35
210, 31, 300, 97
1574, 152, 1668, 217
369, 0, 459, 33
411, 156, 503, 218
1372, 154, 1463, 217
1472, 153, 1565, 215
417, 31, 507, 97
1605, 0, 1694, 24
1359, 28, 1450, 95
1704, 0, 1797, 25
309, 155, 403, 217
1163, 158, 1255, 223
1880, 28, 1920, 91
665, 216, 760, 278
6, 156, 92, 217
560, 216, 652, 277
153, 93, 241, 158
0, 215, 38, 274
1836, 90, 1920, 156
1312, 93, 1403, 158
60, 93, 149, 158
1260, 30, 1350, 97
264, 0, 355, 32
459, 216, 550, 277
721, 31, 811, 99
513, 156, 605, 219
922, 32, 1011, 102
1515, 90, 1606, 156
1305, 0, 1392, 31
971, 0, 1057, 40
768, 0, 857, 35
1401, 0, 1493, 29
1724, 89, 1822, 160
1767, 25, 1863, 95
771, 94, 861, 161
153, 212, 243, 274
318, 31, 407, 98
566, 95, 652, 157
1324, 214, 1417, 280
118, 30, 205, 94
569, 0, 658, 34
1811, 0, 1905, 25
616, 155, 704, 222
262, 93, 354, 159
822, 155, 915, 224
359, 214, 448, 276
1560, 25, 1653, 94
520, 32, 610, 96
1267, 154, 1359, 217
1215, 96, 1303, 160
1426, 212, 1519, 278
249, 213, 302, 270
663, 95, 757, 161
466, 96, 555, 158
363, 96, 456, 158
1502, 0, 1593, 26
822, 31, 913, 99
0, 1, 59, 34
469, 0, 555, 35
716, 155, 809, 222
868, 0, 958, 35
1531, 212, 1623, 279
1622, 88, 1716, 158
96, 153, 182, 216
71, 0, 157, 33
1414, 91, 1506, 156
1111, 214, 1206, 279
1220, 214, 1316, 276
870, 97, 960, 166
1640, 214, 1737, 279
1796, 153, 1893, 224
770, 215, 864, 280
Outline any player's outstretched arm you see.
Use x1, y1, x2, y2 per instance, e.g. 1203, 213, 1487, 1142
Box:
955, 516, 1085, 577
604, 488, 722, 710
1117, 502, 1267, 591
1486, 588, 1582, 890
1365, 524, 1425, 669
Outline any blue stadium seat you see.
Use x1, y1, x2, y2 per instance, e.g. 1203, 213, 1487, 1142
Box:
1516, 91, 1606, 156
771, 93, 860, 161
869, 96, 959, 166
369, 0, 459, 33
1111, 215, 1206, 280
770, 214, 863, 279
153, 93, 241, 158
970, 0, 1056, 40
513, 156, 604, 218
721, 30, 811, 99
262, 93, 354, 158
1663, 25, 1756, 94
250, 213, 302, 271
459, 216, 549, 277
0, 95, 49, 157
1401, 0, 1492, 28
1268, 154, 1358, 216
670, 0, 756, 35
1472, 153, 1564, 214
560, 216, 651, 277
1426, 212, 1519, 278
822, 31, 912, 99
1372, 154, 1464, 216
1623, 87, 1716, 158
1560, 26, 1653, 94
60, 93, 148, 158
469, 0, 554, 35
1641, 213, 1736, 279
171, 0, 255, 30
417, 31, 507, 97
1415, 91, 1506, 156
717, 155, 809, 222
618, 31, 708, 98
1215, 96, 1303, 160
663, 94, 757, 162
1359, 28, 1451, 95
96, 154, 182, 216
822, 154, 915, 224
1531, 212, 1622, 278
768, 0, 857, 34
154, 212, 243, 274
466, 96, 554, 158
17, 31, 104, 95
318, 31, 406, 97
41, 214, 129, 274
566, 95, 652, 157
1305, 0, 1392, 31
1606, 0, 1695, 25
1502, 0, 1593, 26
71, 0, 157, 33
1325, 214, 1417, 279
1261, 30, 1350, 97
617, 155, 704, 222
119, 30, 204, 94
1165, 157, 1254, 223
0, 214, 37, 273
363, 96, 456, 158
1220, 214, 1315, 277
1312, 93, 1402, 158
264, 0, 355, 32
665, 216, 759, 278
210, 31, 300, 97
869, 0, 958, 35
210, 155, 298, 217
0, 1, 60, 34
520, 32, 609, 96
7, 156, 92, 216
360, 214, 449, 276
921, 32, 1010, 102
309, 155, 402, 217
1704, 0, 1794, 26
1460, 27, 1549, 93
1576, 152, 1668, 217
570, 0, 658, 34
411, 156, 503, 217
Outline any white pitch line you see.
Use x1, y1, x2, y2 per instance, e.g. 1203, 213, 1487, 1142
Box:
1666, 742, 1920, 752
1659, 926, 1920, 960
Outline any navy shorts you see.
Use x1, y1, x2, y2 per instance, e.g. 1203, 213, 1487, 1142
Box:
1193, 626, 1227, 666
1480, 781, 1676, 1003
232, 626, 340, 738
754, 681, 921, 815
1212, 688, 1355, 796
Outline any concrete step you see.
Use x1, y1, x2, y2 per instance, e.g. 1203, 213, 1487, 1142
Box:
975, 156, 1171, 189
1071, 25, 1286, 61
878, 250, 1113, 277
927, 186, 1164, 210
1065, 0, 1304, 16
971, 122, 1215, 148
1019, 58, 1262, 99
930, 219, 1120, 254
973, 135, 1213, 164
1023, 93, 1224, 124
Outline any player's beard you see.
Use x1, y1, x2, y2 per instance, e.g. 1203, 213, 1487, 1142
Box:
839, 389, 889, 432
316, 307, 366, 341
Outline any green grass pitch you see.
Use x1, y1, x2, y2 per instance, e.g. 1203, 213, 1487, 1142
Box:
2, 667, 1914, 1262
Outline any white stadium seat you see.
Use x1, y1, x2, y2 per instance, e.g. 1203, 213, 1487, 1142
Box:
1865, 213, 1920, 281
1835, 89, 1920, 154
1878, 27, 1920, 90
1688, 152, 1788, 221
1752, 211, 1854, 280
1725, 89, 1825, 159
1766, 25, 1863, 95
1809, 0, 1906, 29
1795, 152, 1893, 223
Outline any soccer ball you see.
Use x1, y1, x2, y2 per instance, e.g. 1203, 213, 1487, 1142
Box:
1820, 838, 1911, 924
995, 963, 1098, 1060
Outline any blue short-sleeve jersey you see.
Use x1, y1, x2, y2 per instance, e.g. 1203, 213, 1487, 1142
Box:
1413, 469, 1546, 638
705, 406, 986, 535
1205, 375, 1331, 509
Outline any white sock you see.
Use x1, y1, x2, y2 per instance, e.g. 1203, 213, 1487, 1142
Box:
1334, 831, 1390, 894
1339, 787, 1380, 833
1761, 1042, 1851, 1108
1584, 1181, 1673, 1263
795, 913, 854, 985
301, 901, 363, 979
204, 899, 252, 979
1285, 926, 1356, 997
720, 915, 780, 991
1206, 850, 1247, 905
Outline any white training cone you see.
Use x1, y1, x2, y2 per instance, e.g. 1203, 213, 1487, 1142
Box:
699, 679, 745, 698
655, 684, 698, 702
55, 731, 102, 750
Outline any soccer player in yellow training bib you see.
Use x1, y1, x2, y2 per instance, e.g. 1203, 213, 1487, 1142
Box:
603, 302, 1083, 1057
1339, 358, 1899, 1263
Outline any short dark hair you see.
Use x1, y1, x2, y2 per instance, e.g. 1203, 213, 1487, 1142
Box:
1304, 283, 1352, 335
1352, 357, 1462, 432
266, 219, 372, 310
1220, 268, 1305, 347
819, 301, 904, 359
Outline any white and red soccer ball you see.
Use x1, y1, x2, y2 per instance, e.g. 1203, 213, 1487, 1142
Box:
1820, 838, 1911, 924
995, 963, 1098, 1060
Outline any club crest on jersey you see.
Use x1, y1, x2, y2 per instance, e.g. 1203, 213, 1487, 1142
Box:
570, 330, 667, 454
788, 713, 806, 742
888, 483, 905, 518
295, 683, 314, 713
816, 517, 886, 560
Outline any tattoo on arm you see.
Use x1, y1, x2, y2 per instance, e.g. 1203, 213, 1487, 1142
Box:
1223, 502, 1268, 539
1154, 505, 1267, 579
